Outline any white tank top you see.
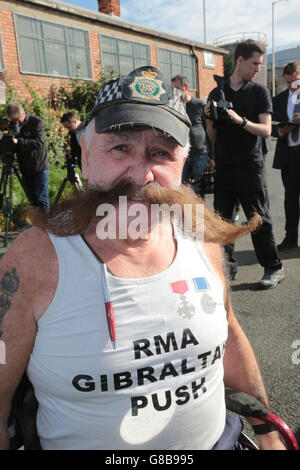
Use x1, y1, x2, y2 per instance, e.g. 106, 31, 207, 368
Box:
27, 229, 228, 450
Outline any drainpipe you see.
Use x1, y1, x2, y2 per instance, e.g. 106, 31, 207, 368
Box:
190, 46, 199, 98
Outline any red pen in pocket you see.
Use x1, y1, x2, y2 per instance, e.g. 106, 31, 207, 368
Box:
100, 262, 116, 350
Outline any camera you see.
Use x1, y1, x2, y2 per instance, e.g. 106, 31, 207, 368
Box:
209, 75, 233, 122
0, 119, 19, 155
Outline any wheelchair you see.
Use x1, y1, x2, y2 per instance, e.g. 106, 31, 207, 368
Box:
8, 374, 298, 451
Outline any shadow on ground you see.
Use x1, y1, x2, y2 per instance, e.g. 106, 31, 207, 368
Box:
234, 247, 300, 267
230, 282, 261, 292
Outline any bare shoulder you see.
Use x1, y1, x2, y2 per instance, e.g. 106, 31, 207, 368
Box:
0, 227, 58, 320
0, 227, 55, 271
0, 228, 57, 424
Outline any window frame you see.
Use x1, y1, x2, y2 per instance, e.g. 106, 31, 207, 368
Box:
157, 46, 197, 90
13, 13, 92, 80
203, 50, 215, 69
99, 34, 151, 76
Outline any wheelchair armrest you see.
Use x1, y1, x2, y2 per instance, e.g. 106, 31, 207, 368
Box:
225, 388, 299, 450
225, 388, 270, 417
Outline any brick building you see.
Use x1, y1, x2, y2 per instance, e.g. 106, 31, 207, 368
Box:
0, 0, 227, 103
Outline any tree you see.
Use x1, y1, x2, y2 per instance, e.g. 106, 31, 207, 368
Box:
223, 54, 235, 79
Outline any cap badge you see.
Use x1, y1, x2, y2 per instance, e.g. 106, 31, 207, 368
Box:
129, 77, 165, 102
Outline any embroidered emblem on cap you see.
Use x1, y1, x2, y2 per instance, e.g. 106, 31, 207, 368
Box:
129, 77, 165, 102
122, 66, 171, 105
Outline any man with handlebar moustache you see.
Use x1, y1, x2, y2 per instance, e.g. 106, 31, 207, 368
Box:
0, 66, 285, 450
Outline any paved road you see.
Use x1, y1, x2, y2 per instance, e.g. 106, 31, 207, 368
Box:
207, 140, 300, 445
1, 141, 299, 448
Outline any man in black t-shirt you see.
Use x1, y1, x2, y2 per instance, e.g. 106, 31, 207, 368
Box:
205, 40, 283, 289
171, 75, 211, 197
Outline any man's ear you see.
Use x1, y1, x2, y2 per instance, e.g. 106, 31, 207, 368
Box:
80, 136, 89, 179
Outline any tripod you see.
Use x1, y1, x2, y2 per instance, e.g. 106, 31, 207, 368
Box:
0, 153, 29, 247
53, 154, 83, 206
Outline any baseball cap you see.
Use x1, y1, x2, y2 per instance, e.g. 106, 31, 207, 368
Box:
86, 66, 191, 147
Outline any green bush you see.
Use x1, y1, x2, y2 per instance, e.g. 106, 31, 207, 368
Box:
48, 68, 116, 119
0, 70, 117, 231
223, 54, 235, 79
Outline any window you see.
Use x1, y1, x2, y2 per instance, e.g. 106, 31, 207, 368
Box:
158, 48, 196, 89
100, 35, 150, 76
0, 28, 5, 72
15, 14, 92, 79
203, 51, 215, 68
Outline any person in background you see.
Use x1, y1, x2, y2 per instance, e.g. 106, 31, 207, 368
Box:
171, 75, 212, 198
272, 61, 300, 250
6, 102, 49, 213
205, 40, 283, 288
61, 112, 83, 170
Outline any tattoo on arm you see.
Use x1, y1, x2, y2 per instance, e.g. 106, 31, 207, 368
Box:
0, 268, 20, 339
251, 370, 269, 408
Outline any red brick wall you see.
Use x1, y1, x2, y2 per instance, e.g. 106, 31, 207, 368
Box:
150, 45, 158, 68
0, 10, 20, 96
97, 0, 121, 16
197, 50, 224, 101
90, 31, 102, 80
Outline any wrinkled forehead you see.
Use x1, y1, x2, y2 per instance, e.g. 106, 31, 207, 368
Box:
88, 123, 179, 146
82, 118, 188, 156
102, 128, 179, 144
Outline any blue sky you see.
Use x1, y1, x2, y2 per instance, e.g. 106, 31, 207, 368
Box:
60, 0, 299, 53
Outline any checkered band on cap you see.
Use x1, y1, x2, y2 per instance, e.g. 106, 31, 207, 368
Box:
94, 78, 123, 106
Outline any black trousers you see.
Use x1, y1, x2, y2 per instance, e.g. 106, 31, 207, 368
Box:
20, 168, 50, 213
214, 163, 282, 273
280, 147, 300, 241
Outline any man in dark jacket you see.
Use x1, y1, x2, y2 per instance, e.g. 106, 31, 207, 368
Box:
6, 102, 49, 212
61, 112, 83, 170
272, 61, 300, 250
